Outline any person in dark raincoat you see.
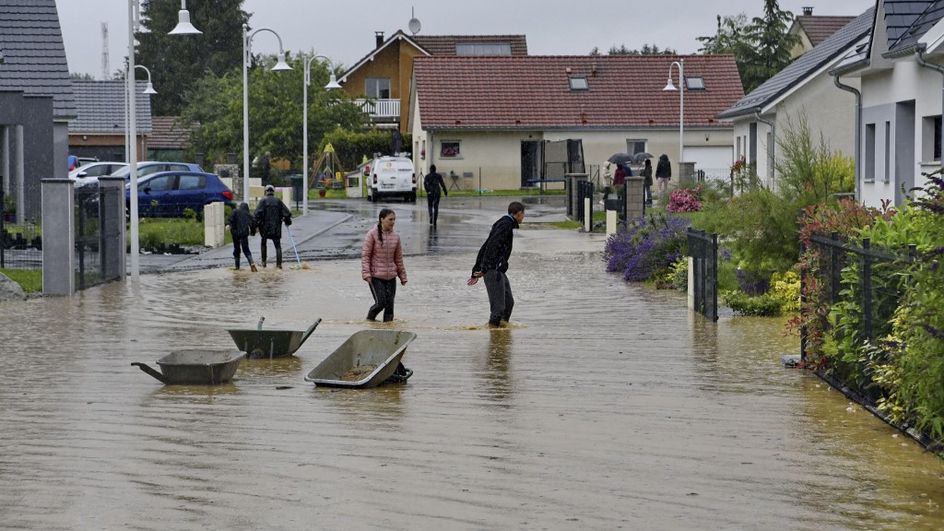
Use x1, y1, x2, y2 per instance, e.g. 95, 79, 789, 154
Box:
468, 201, 525, 328
227, 202, 258, 271
656, 154, 672, 199
423, 164, 448, 228
641, 158, 654, 206
253, 185, 292, 269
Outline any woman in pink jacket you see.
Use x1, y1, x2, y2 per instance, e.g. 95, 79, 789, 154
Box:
361, 208, 408, 322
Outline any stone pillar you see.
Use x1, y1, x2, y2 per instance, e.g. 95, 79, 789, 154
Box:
606, 209, 617, 235
98, 177, 127, 280
41, 178, 75, 296
14, 125, 24, 224
583, 196, 591, 232
624, 176, 645, 221
204, 201, 225, 248
679, 162, 696, 188
214, 164, 240, 199
687, 256, 695, 309
1, 126, 9, 194
565, 173, 588, 220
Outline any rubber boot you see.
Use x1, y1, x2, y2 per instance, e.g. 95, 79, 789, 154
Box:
250, 263, 258, 272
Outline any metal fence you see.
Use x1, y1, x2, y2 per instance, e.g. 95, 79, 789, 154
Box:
0, 190, 42, 271
687, 228, 719, 321
74, 185, 123, 290
575, 180, 594, 224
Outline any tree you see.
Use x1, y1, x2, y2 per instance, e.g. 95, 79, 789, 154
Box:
590, 44, 677, 56
181, 53, 367, 168
135, 0, 249, 115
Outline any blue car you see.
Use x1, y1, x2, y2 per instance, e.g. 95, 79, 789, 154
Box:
126, 171, 235, 217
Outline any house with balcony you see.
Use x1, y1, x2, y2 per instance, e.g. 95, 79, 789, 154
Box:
409, 55, 744, 191
831, 0, 944, 207
338, 31, 527, 133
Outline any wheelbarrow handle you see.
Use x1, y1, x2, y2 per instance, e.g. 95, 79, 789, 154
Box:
131, 362, 168, 384
301, 318, 323, 344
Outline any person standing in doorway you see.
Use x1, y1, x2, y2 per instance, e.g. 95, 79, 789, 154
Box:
226, 202, 258, 272
656, 154, 672, 200
423, 164, 448, 227
254, 184, 292, 269
641, 158, 654, 206
468, 201, 525, 328
362, 208, 408, 322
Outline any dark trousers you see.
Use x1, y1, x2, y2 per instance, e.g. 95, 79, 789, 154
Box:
233, 235, 253, 268
427, 193, 442, 226
484, 270, 514, 326
367, 277, 397, 322
260, 236, 282, 267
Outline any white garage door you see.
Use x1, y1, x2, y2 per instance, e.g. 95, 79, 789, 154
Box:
686, 146, 733, 180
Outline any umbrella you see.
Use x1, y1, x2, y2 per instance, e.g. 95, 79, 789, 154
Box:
633, 152, 654, 164
607, 153, 633, 164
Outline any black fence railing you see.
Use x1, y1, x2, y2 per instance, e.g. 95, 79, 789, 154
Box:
74, 185, 123, 290
575, 180, 594, 225
1, 190, 42, 271
687, 228, 719, 321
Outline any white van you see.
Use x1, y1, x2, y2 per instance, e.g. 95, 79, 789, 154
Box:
366, 156, 416, 202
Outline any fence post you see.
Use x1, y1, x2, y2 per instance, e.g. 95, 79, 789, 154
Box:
710, 232, 718, 321
99, 176, 127, 281
799, 239, 807, 363
830, 231, 840, 304
41, 178, 75, 296
862, 237, 873, 340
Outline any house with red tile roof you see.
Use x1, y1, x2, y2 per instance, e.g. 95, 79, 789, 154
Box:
409, 55, 744, 190
338, 30, 527, 133
789, 7, 857, 58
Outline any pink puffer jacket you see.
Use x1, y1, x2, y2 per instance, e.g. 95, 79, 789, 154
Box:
361, 227, 407, 282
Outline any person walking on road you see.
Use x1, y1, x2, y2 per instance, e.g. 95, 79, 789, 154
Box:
362, 208, 408, 322
254, 184, 292, 269
468, 201, 525, 328
226, 202, 258, 272
423, 164, 448, 227
656, 154, 672, 200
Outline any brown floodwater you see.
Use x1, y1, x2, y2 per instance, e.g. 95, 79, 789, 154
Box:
1, 228, 943, 530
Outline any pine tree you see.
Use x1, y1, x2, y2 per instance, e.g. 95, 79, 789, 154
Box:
135, 0, 249, 115
743, 0, 798, 92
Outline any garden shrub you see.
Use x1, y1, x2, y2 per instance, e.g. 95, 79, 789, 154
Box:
667, 185, 703, 213
604, 213, 690, 282
722, 290, 782, 316
654, 256, 688, 291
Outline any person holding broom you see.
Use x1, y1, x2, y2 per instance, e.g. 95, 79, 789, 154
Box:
254, 185, 292, 269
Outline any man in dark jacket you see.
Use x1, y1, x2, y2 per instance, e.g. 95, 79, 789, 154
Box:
254, 185, 292, 269
423, 164, 448, 227
468, 201, 525, 328
227, 202, 258, 271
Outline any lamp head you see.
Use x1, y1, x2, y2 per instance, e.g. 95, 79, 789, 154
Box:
324, 72, 342, 90
663, 78, 678, 92
143, 81, 157, 95
169, 8, 202, 36
272, 52, 293, 72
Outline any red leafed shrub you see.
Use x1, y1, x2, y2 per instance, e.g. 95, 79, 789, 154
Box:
667, 185, 703, 213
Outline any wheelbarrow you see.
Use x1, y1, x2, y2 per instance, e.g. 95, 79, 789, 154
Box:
132, 349, 244, 385
227, 318, 322, 359
304, 330, 416, 388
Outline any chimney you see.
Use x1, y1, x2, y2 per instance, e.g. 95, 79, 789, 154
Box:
375, 31, 385, 49
802, 6, 813, 16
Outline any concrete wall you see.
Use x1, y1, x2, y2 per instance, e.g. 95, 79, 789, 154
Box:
0, 92, 56, 222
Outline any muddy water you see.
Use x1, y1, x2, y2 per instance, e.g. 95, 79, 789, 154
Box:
1, 228, 943, 530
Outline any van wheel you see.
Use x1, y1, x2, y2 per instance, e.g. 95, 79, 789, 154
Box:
367, 191, 374, 202
410, 192, 417, 203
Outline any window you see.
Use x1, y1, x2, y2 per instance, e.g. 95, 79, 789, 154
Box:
884, 121, 891, 183
922, 115, 942, 161
685, 76, 705, 90
169, 164, 190, 171
440, 141, 461, 158
736, 136, 742, 159
140, 165, 164, 177
455, 43, 512, 56
626, 139, 647, 155
178, 174, 205, 190
569, 77, 589, 91
865, 123, 876, 182
365, 78, 391, 99
144, 175, 173, 191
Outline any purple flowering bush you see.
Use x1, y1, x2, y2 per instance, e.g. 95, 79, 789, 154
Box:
667, 186, 703, 213
604, 214, 690, 282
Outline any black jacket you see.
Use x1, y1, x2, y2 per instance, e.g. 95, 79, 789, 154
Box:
254, 195, 292, 238
228, 204, 256, 239
472, 214, 519, 275
656, 156, 672, 179
423, 172, 448, 197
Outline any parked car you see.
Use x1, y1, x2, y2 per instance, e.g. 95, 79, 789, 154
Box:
111, 161, 204, 184
125, 171, 234, 217
70, 162, 128, 186
366, 156, 416, 202
68, 155, 99, 172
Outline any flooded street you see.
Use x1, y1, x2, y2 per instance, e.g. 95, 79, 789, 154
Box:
2, 210, 944, 529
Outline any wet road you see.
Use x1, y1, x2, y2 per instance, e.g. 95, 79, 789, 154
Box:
2, 199, 944, 529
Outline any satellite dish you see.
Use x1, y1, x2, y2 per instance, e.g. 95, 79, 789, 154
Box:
408, 17, 422, 35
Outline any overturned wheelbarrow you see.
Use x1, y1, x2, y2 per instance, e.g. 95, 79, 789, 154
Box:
305, 329, 416, 388
132, 349, 244, 385
227, 318, 322, 359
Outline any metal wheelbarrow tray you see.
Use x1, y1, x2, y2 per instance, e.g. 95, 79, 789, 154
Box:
227, 318, 322, 359
305, 330, 416, 388
132, 349, 244, 385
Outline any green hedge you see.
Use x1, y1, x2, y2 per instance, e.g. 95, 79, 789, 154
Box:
319, 128, 412, 171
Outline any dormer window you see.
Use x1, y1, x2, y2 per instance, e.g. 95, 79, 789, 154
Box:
569, 76, 589, 91
686, 76, 705, 90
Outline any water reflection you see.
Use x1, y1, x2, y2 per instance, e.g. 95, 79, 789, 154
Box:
480, 329, 513, 404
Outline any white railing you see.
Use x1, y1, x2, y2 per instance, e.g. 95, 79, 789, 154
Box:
354, 98, 400, 119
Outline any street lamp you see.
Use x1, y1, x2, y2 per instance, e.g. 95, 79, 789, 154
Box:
243, 25, 292, 202
124, 64, 157, 165
126, 0, 200, 280
663, 58, 685, 166
302, 54, 341, 216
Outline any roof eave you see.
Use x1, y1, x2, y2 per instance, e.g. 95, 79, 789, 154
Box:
829, 57, 871, 76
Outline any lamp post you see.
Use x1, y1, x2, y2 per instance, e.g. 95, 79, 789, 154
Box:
242, 25, 292, 202
127, 0, 200, 279
302, 55, 341, 216
125, 64, 157, 165
663, 58, 685, 166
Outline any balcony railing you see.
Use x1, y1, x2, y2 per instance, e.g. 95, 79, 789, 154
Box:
355, 98, 400, 119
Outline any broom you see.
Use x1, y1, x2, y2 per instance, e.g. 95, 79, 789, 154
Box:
285, 224, 311, 270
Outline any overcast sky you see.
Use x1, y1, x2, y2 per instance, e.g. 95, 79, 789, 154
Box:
57, 0, 873, 78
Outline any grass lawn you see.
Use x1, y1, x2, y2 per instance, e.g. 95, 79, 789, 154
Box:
133, 218, 208, 249
548, 210, 607, 230
0, 268, 41, 293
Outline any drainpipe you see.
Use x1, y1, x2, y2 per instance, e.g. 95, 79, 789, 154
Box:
754, 111, 775, 188
916, 47, 944, 173
833, 73, 862, 201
